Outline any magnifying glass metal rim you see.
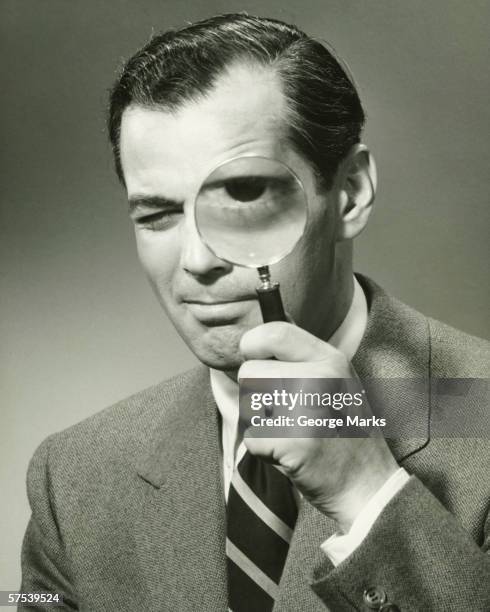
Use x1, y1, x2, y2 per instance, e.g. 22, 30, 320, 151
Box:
193, 154, 309, 269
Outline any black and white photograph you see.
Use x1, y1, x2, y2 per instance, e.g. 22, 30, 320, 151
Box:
1, 2, 489, 610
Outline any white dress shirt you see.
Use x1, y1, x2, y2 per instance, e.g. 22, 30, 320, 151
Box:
210, 277, 408, 566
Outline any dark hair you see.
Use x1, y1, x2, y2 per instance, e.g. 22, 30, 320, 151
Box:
108, 13, 365, 189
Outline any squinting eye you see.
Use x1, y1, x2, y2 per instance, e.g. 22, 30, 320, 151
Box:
136, 210, 182, 230
224, 177, 268, 202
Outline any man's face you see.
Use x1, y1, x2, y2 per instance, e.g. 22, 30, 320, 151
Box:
120, 63, 341, 370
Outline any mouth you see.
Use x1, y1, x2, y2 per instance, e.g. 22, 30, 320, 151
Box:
183, 297, 256, 325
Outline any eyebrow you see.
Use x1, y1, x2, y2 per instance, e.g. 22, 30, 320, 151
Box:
128, 195, 184, 214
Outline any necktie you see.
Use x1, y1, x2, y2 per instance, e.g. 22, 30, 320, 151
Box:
226, 451, 298, 611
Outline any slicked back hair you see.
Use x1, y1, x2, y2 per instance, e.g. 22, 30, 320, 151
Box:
108, 13, 365, 189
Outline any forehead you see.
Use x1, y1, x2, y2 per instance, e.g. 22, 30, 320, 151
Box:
119, 63, 292, 198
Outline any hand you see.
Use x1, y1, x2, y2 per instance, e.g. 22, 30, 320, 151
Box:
238, 321, 399, 532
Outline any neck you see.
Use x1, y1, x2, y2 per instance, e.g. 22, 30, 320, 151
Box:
315, 248, 354, 344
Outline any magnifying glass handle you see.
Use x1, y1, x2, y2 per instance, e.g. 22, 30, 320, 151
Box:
256, 265, 287, 322
257, 283, 287, 322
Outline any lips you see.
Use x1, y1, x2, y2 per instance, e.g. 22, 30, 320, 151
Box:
182, 293, 256, 304
183, 296, 256, 324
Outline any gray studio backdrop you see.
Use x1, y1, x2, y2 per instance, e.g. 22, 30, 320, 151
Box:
1, 0, 489, 590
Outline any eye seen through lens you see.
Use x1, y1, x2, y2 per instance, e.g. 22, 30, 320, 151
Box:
224, 177, 267, 202
195, 157, 308, 268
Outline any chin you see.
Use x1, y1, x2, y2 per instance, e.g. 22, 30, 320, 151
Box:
186, 324, 248, 371
193, 345, 244, 372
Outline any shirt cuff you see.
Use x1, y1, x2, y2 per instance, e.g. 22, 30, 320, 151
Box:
320, 468, 410, 566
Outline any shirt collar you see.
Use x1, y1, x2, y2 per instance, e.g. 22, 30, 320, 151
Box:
210, 276, 368, 429
328, 275, 368, 361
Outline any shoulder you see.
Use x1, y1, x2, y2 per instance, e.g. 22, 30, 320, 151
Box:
27, 365, 208, 493
356, 274, 489, 378
427, 317, 490, 377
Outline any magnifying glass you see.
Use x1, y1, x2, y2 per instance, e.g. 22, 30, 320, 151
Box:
194, 156, 308, 322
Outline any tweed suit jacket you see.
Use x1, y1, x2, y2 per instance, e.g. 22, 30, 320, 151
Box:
20, 275, 490, 611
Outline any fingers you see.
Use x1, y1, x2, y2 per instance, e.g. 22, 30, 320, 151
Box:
240, 321, 338, 362
238, 358, 335, 380
243, 436, 300, 475
243, 436, 277, 460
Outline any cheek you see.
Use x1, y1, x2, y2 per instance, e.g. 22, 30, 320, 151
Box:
304, 215, 337, 268
134, 230, 180, 292
292, 204, 336, 272
275, 205, 336, 301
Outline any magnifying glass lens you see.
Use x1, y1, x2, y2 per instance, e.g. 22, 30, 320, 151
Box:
195, 157, 307, 268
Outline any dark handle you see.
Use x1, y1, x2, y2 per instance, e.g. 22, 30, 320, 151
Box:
256, 283, 287, 322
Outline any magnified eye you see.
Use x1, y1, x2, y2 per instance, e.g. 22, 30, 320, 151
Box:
224, 177, 268, 202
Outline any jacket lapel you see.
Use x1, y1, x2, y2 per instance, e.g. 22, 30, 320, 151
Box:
135, 366, 228, 611
353, 274, 431, 461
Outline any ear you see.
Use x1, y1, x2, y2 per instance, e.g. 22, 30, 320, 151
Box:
335, 144, 377, 241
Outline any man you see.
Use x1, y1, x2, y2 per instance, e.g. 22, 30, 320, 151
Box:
20, 13, 489, 611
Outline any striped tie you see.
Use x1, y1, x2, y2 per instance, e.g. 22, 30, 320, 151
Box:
226, 451, 298, 612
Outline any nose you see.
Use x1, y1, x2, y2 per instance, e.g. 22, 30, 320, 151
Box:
180, 212, 231, 278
